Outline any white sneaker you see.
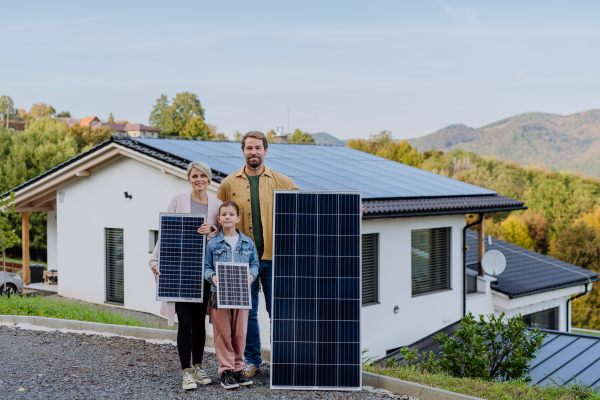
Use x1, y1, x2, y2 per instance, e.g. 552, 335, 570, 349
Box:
182, 368, 197, 390
192, 364, 211, 385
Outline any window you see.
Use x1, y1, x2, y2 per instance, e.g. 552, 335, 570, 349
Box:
105, 228, 124, 305
362, 233, 379, 305
149, 230, 159, 253
411, 227, 451, 296
523, 307, 558, 330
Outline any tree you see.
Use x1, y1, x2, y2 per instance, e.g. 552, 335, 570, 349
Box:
29, 103, 56, 119
288, 129, 315, 144
266, 129, 275, 143
170, 92, 205, 134
572, 283, 600, 330
525, 180, 572, 235
213, 133, 228, 142
233, 131, 243, 142
499, 215, 536, 250
1, 193, 21, 296
107, 113, 115, 123
56, 111, 71, 118
180, 116, 212, 139
0, 95, 15, 119
149, 92, 206, 135
579, 206, 600, 238
149, 94, 173, 133
67, 125, 114, 151
522, 210, 549, 253
549, 221, 600, 271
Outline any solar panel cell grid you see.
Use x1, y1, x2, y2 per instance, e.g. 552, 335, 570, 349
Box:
156, 213, 206, 302
216, 262, 251, 309
271, 190, 362, 391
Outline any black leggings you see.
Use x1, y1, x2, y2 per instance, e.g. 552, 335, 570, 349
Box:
175, 281, 210, 370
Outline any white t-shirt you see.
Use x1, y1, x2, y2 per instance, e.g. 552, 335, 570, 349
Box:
224, 234, 240, 262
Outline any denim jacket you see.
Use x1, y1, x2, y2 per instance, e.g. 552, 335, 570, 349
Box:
204, 229, 259, 292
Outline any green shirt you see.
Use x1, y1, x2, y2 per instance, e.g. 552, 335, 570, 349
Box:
246, 173, 264, 258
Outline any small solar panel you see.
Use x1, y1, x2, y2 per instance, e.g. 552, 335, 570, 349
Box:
216, 262, 252, 309
156, 213, 206, 302
271, 190, 362, 391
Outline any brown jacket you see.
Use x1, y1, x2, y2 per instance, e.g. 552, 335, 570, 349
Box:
217, 164, 298, 260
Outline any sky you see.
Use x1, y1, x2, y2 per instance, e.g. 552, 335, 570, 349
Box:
2, 1, 600, 140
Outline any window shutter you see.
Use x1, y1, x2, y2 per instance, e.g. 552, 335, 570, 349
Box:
523, 307, 558, 330
105, 228, 124, 305
362, 233, 379, 305
411, 227, 451, 296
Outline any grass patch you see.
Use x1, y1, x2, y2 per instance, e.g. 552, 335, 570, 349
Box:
572, 329, 600, 337
1, 257, 47, 267
0, 295, 170, 330
363, 364, 600, 400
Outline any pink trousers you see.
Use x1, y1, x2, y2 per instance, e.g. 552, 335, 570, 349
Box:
212, 307, 249, 374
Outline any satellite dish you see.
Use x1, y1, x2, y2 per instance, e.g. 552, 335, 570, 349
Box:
481, 250, 506, 276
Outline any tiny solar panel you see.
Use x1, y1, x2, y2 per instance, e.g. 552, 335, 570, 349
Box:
156, 213, 206, 302
271, 190, 362, 391
216, 262, 252, 309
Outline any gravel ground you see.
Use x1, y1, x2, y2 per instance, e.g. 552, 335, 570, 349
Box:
0, 325, 402, 400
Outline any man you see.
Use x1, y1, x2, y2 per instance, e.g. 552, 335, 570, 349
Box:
217, 131, 298, 378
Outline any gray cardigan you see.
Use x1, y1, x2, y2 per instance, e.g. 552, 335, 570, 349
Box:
149, 191, 223, 326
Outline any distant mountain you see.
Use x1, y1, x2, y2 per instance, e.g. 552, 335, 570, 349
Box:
311, 132, 348, 146
408, 110, 600, 176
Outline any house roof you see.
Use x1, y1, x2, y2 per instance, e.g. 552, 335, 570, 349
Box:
1, 136, 526, 217
79, 116, 99, 126
93, 123, 159, 132
466, 231, 599, 298
379, 323, 600, 388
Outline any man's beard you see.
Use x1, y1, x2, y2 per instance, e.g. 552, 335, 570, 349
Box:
247, 156, 262, 168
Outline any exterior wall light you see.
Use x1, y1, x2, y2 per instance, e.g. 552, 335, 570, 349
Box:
394, 306, 399, 314
124, 192, 132, 199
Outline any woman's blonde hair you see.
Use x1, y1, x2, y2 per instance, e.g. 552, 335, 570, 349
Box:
186, 161, 212, 181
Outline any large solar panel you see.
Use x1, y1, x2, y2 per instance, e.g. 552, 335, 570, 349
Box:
271, 190, 362, 390
156, 213, 206, 302
216, 262, 252, 309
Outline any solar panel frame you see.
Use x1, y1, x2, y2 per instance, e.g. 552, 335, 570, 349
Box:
270, 190, 362, 391
156, 213, 207, 302
216, 261, 252, 310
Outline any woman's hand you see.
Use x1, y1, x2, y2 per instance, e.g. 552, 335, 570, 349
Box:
151, 266, 161, 283
212, 274, 218, 287
249, 275, 254, 285
197, 223, 213, 235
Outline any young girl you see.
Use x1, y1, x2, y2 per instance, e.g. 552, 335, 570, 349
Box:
204, 201, 259, 389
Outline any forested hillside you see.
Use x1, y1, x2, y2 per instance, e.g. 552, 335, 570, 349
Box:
350, 131, 600, 330
408, 110, 600, 177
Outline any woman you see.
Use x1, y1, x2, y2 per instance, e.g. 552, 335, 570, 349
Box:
149, 161, 223, 391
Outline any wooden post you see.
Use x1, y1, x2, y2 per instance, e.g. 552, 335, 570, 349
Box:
477, 217, 485, 276
22, 212, 30, 285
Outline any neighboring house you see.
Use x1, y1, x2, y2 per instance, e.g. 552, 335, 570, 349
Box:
79, 116, 101, 127
93, 123, 159, 138
56, 117, 82, 127
2, 136, 592, 360
465, 231, 598, 332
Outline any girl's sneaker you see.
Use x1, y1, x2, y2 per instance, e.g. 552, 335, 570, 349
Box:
182, 368, 197, 390
220, 370, 239, 389
192, 364, 211, 385
233, 370, 253, 386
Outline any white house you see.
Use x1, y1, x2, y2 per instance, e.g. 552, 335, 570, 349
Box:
4, 136, 596, 360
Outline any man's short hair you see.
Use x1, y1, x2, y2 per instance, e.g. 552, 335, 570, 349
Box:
241, 131, 268, 150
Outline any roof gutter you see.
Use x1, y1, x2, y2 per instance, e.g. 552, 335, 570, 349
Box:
566, 283, 590, 333
363, 206, 527, 220
493, 277, 600, 299
463, 213, 484, 316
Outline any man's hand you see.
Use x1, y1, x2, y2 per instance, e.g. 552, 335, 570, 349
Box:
361, 204, 364, 216
151, 266, 161, 283
249, 274, 254, 285
212, 274, 218, 287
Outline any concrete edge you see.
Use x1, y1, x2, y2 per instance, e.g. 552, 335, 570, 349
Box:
0, 316, 479, 400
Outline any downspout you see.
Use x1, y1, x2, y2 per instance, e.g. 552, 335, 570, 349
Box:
566, 283, 589, 332
463, 213, 484, 316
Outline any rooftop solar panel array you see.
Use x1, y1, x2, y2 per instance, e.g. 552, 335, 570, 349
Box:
271, 190, 362, 390
133, 138, 496, 199
216, 262, 252, 309
465, 231, 599, 297
156, 213, 206, 302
